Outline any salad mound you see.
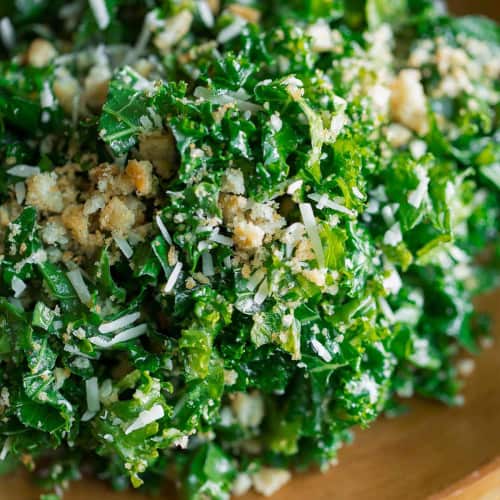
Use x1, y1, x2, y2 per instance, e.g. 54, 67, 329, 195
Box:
0, 1, 499, 498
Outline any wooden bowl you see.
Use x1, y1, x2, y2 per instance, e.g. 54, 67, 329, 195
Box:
2, 2, 499, 499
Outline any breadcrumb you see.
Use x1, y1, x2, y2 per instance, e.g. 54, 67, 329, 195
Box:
390, 69, 429, 136
26, 173, 64, 213
138, 130, 178, 179
99, 197, 136, 235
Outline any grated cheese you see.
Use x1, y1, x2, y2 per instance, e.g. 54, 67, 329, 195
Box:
85, 377, 100, 413
0, 437, 11, 461
106, 323, 148, 344
89, 0, 111, 30
383, 222, 403, 247
40, 81, 56, 109
407, 166, 430, 209
6, 165, 40, 178
311, 338, 332, 362
114, 235, 133, 259
247, 269, 266, 291
99, 312, 141, 334
163, 262, 183, 294
308, 193, 357, 217
194, 86, 262, 113
66, 269, 91, 305
11, 276, 26, 298
14, 182, 26, 205
0, 17, 15, 50
217, 17, 246, 44
125, 404, 164, 435
287, 180, 303, 195
156, 214, 173, 245
201, 251, 215, 277
378, 297, 395, 323
90, 323, 148, 348
197, 0, 214, 28
254, 279, 269, 305
299, 203, 325, 268
210, 232, 234, 246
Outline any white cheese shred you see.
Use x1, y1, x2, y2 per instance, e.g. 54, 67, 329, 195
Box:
66, 269, 91, 305
202, 251, 215, 277
0, 17, 15, 50
125, 404, 164, 435
0, 437, 11, 461
383, 222, 403, 247
311, 338, 332, 362
156, 214, 173, 244
247, 269, 266, 291
210, 232, 234, 246
308, 193, 356, 217
217, 17, 246, 44
111, 323, 147, 344
99, 312, 141, 334
89, 0, 111, 30
299, 203, 325, 268
254, 279, 269, 305
197, 0, 214, 28
163, 262, 183, 294
114, 235, 133, 259
14, 182, 26, 205
90, 323, 148, 348
6, 165, 40, 178
85, 377, 100, 413
11, 276, 26, 298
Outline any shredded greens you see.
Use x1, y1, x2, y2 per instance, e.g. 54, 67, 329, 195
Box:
0, 0, 499, 498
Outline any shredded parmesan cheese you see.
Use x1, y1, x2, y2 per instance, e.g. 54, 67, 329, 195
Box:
125, 404, 164, 434
163, 261, 183, 294
299, 203, 325, 268
66, 269, 91, 305
6, 165, 40, 178
89, 0, 111, 30
99, 312, 141, 334
156, 214, 173, 244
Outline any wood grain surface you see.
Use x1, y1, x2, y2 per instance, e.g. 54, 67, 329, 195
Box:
1, 1, 499, 499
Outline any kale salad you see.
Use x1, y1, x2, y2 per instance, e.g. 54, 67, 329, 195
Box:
0, 0, 499, 498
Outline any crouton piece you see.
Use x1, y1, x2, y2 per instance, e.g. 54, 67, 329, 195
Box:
390, 69, 429, 136
154, 10, 193, 53
125, 160, 155, 197
53, 70, 80, 114
295, 239, 315, 261
221, 168, 245, 195
84, 65, 111, 110
138, 130, 178, 179
219, 194, 247, 226
54, 164, 80, 207
207, 0, 220, 14
99, 197, 135, 235
122, 196, 146, 225
228, 4, 261, 23
90, 164, 135, 196
26, 173, 64, 213
26, 38, 57, 67
233, 220, 265, 251
302, 268, 326, 287
62, 204, 102, 251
